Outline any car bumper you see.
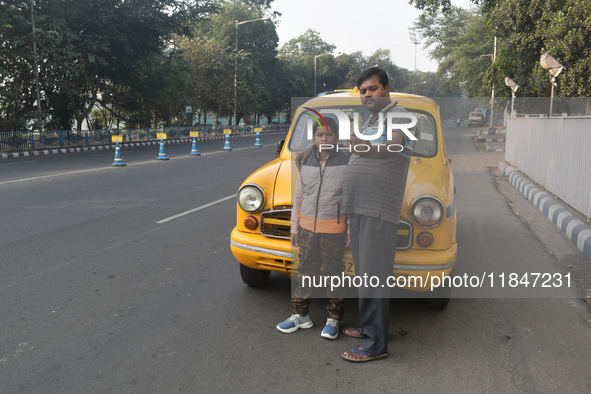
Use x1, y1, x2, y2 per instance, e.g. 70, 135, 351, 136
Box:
231, 228, 457, 291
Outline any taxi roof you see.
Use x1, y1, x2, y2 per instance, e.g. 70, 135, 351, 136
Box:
301, 90, 440, 115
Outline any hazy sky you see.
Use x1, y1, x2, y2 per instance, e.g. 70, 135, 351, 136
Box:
270, 0, 474, 73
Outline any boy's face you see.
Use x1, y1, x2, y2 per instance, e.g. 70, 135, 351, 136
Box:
312, 126, 338, 147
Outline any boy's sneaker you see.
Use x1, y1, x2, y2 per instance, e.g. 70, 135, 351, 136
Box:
276, 314, 313, 333
321, 318, 339, 339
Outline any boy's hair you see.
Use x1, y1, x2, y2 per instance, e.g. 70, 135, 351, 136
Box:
357, 67, 389, 88
312, 117, 338, 136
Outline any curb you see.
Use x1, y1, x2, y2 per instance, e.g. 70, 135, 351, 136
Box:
486, 144, 505, 152
498, 161, 591, 259
478, 129, 506, 137
0, 131, 287, 159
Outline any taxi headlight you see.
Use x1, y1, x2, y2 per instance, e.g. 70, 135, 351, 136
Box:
411, 196, 444, 228
237, 185, 265, 213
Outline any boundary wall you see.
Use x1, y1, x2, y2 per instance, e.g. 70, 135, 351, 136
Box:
505, 116, 591, 219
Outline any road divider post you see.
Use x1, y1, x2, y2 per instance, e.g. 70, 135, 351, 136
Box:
223, 129, 232, 151
111, 136, 126, 167
190, 131, 201, 156
254, 128, 262, 147
156, 133, 169, 160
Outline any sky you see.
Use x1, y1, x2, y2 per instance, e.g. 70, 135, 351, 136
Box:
269, 0, 475, 73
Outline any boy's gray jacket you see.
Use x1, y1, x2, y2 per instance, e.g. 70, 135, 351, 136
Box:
299, 147, 349, 232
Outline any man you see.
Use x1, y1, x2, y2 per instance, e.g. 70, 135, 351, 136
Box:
340, 67, 412, 362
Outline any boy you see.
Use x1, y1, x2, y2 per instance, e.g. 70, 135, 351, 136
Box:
276, 117, 350, 339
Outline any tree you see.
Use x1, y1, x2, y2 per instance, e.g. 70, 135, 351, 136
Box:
195, 0, 280, 124
279, 29, 336, 57
0, 0, 216, 132
414, 6, 494, 97
411, 0, 591, 103
489, 0, 591, 98
177, 35, 237, 124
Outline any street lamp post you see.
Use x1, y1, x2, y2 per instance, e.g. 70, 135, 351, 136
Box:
234, 17, 271, 127
504, 77, 519, 117
477, 36, 497, 127
409, 28, 421, 72
540, 53, 565, 116
314, 52, 339, 97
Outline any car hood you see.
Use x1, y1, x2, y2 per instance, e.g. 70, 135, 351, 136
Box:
269, 156, 449, 210
272, 159, 297, 207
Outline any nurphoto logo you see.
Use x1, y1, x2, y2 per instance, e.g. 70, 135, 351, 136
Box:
304, 107, 418, 144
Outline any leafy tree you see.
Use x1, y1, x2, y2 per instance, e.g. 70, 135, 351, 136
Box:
279, 29, 336, 57
195, 0, 280, 124
1, 0, 216, 132
488, 0, 591, 99
177, 35, 238, 124
414, 6, 494, 96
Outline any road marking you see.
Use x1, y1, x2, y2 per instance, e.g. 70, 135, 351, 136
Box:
0, 160, 38, 166
0, 167, 107, 185
156, 194, 235, 224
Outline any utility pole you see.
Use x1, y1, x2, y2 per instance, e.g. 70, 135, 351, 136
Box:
490, 36, 497, 128
234, 17, 270, 127
30, 0, 43, 131
409, 28, 420, 72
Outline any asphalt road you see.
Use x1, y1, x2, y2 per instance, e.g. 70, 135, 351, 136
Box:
1, 128, 591, 393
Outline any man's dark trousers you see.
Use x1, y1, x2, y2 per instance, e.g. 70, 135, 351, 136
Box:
349, 213, 398, 355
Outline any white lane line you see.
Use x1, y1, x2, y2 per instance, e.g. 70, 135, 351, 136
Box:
0, 160, 38, 166
0, 167, 107, 185
156, 194, 235, 224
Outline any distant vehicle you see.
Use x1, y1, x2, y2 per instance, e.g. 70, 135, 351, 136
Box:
467, 111, 485, 127
456, 117, 462, 127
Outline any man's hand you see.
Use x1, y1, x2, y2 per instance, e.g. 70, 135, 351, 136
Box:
295, 148, 313, 171
290, 233, 299, 247
348, 130, 404, 158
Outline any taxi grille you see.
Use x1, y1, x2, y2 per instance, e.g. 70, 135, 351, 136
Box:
260, 209, 413, 249
396, 219, 412, 249
260, 209, 291, 239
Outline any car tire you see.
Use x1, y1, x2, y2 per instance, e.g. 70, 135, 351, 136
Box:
239, 263, 271, 287
424, 271, 453, 310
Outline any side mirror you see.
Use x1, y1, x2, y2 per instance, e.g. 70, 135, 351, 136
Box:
276, 140, 285, 158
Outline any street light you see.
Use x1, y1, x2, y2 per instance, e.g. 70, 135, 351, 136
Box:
234, 17, 271, 126
408, 28, 421, 72
540, 53, 565, 116
474, 36, 498, 127
504, 77, 519, 117
314, 52, 339, 96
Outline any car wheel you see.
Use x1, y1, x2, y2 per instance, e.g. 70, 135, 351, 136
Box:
239, 263, 271, 287
424, 272, 453, 310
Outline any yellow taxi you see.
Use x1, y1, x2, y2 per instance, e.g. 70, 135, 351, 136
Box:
230, 90, 457, 309
468, 110, 485, 127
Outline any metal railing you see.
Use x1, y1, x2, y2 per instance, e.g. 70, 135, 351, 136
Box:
0, 124, 289, 153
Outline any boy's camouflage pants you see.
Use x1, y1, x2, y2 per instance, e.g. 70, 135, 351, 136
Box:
291, 227, 346, 320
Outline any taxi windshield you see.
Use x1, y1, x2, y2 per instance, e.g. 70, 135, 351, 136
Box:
288, 106, 438, 158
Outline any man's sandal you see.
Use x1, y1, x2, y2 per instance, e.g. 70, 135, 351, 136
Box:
341, 346, 388, 363
342, 327, 364, 338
